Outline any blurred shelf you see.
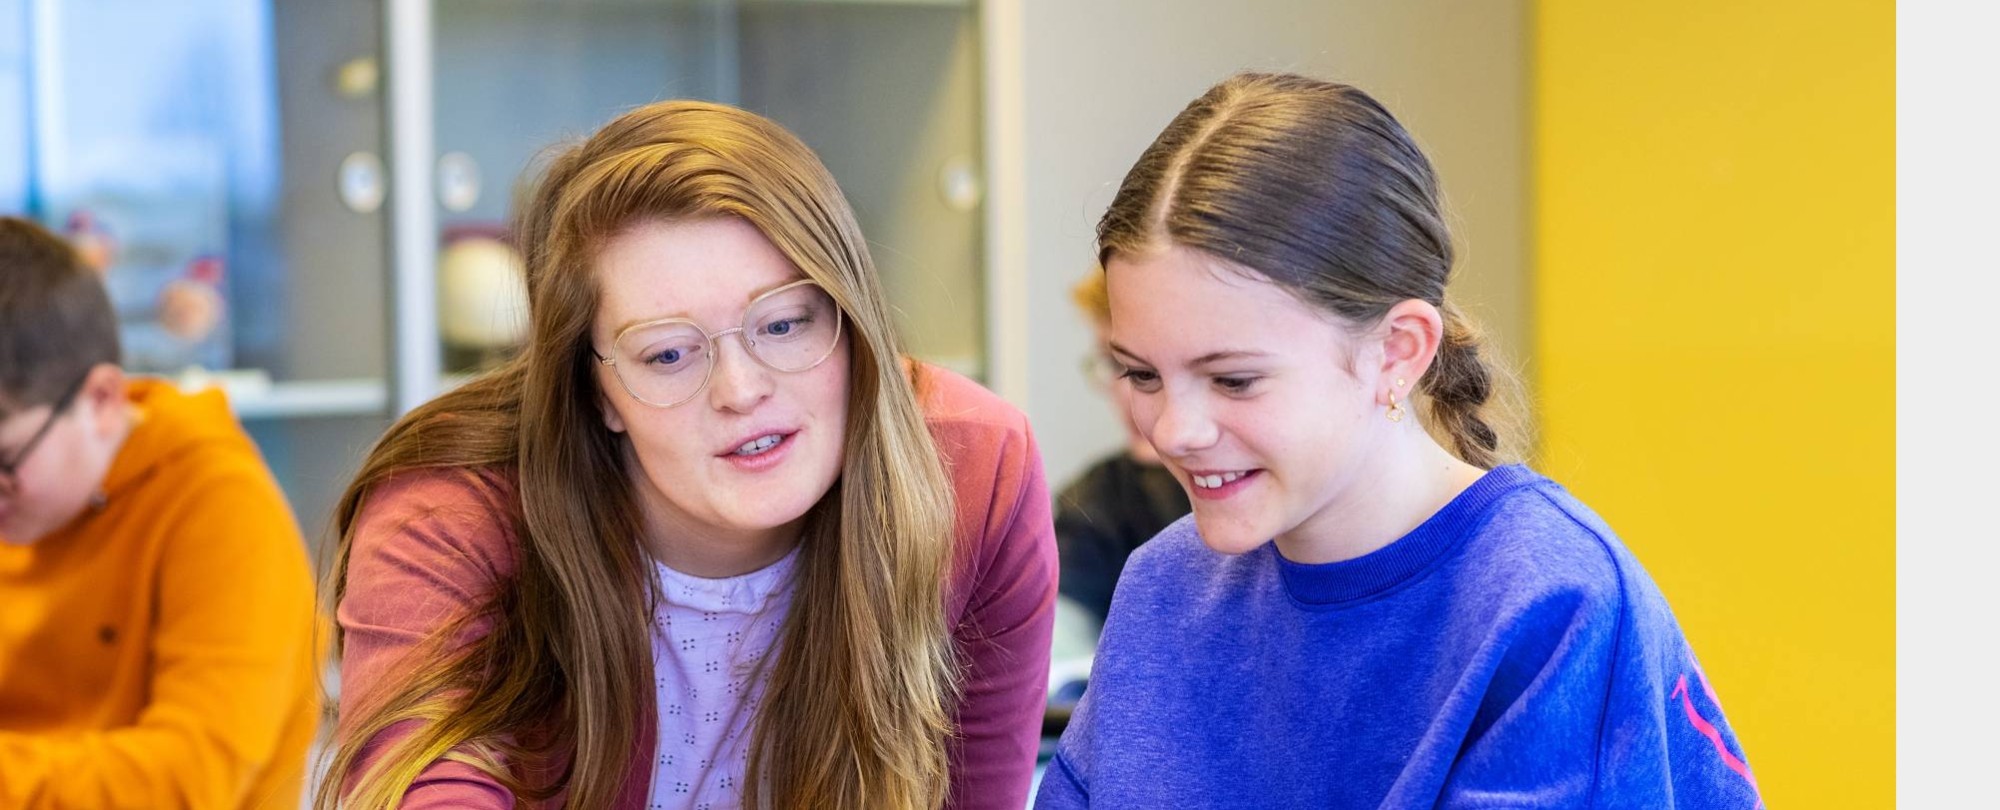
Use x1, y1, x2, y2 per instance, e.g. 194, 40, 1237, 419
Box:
188, 356, 970, 421
163, 365, 496, 421
463, 0, 971, 7
223, 378, 388, 420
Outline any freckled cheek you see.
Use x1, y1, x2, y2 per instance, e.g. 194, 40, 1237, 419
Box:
624, 412, 706, 472
638, 445, 700, 489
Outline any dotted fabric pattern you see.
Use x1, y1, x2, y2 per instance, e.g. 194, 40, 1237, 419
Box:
644, 547, 798, 810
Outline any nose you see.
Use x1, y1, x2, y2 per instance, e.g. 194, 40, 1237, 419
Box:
1145, 388, 1219, 459
705, 329, 774, 414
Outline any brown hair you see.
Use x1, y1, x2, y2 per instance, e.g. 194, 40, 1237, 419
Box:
317, 100, 958, 809
0, 217, 119, 415
1097, 72, 1519, 467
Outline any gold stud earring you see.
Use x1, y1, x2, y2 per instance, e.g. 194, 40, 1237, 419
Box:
1386, 390, 1405, 422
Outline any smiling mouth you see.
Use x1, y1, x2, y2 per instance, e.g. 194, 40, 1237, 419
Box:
730, 433, 787, 457
1190, 470, 1254, 489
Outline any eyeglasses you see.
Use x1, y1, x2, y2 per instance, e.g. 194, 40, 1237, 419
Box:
594, 279, 844, 409
0, 371, 89, 482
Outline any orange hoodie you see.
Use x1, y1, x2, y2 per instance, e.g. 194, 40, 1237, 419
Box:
0, 379, 320, 809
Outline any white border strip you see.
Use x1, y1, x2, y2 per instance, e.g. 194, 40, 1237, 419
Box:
1899, 2, 2000, 805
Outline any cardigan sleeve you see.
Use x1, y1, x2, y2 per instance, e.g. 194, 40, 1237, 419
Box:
334, 469, 521, 809
936, 405, 1060, 810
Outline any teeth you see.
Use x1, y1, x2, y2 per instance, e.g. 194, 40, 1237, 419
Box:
1191, 471, 1247, 489
735, 434, 782, 455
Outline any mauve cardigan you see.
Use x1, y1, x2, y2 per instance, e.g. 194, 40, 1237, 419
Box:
336, 365, 1058, 808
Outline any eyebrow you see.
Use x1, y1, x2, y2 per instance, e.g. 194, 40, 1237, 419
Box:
608, 277, 807, 336
1109, 342, 1270, 368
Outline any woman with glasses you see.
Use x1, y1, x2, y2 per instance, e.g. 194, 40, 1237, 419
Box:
317, 101, 1056, 810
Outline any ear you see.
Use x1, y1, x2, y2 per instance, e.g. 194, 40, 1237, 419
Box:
81, 363, 127, 439
1374, 299, 1443, 404
598, 378, 628, 435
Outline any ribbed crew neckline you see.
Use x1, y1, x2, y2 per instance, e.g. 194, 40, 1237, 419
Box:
1273, 464, 1541, 607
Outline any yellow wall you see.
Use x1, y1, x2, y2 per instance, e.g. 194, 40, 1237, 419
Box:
1533, 2, 1893, 806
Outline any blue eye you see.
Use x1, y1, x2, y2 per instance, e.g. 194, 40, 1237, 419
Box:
762, 316, 811, 339
623, 330, 704, 373
644, 342, 708, 371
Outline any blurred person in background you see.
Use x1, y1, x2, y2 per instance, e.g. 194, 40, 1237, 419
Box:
1044, 270, 1191, 714
1053, 270, 1191, 630
0, 216, 319, 809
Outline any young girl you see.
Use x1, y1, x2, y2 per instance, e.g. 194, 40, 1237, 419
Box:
317, 100, 1056, 810
1037, 73, 1761, 808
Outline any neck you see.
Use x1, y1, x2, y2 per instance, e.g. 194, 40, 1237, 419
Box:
633, 485, 802, 579
90, 401, 140, 488
1273, 428, 1487, 565
115, 401, 140, 444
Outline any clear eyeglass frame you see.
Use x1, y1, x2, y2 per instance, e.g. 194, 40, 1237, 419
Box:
592, 278, 845, 409
1081, 350, 1123, 391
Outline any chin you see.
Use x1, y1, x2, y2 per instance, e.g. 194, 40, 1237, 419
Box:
721, 499, 807, 534
0, 523, 45, 546
1191, 515, 1274, 557
731, 477, 831, 530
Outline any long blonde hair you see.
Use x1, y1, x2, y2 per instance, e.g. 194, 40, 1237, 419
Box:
316, 100, 959, 809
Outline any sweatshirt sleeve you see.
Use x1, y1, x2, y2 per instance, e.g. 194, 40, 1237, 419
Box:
1589, 561, 1764, 809
1031, 752, 1088, 809
332, 472, 519, 809
1423, 580, 1621, 809
946, 420, 1059, 810
1430, 553, 1763, 809
0, 463, 317, 810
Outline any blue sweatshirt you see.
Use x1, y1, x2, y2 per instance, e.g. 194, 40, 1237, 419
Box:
1036, 465, 1762, 809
